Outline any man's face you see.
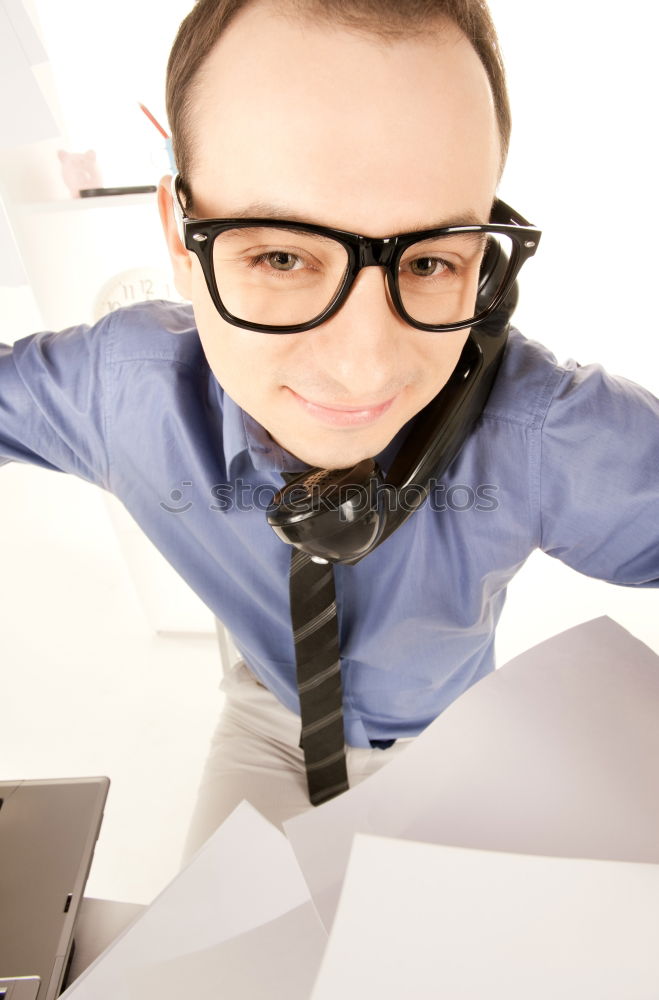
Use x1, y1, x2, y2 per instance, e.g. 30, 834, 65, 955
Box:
166, 2, 500, 469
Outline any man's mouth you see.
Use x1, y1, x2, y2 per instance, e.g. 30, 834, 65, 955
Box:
286, 388, 397, 428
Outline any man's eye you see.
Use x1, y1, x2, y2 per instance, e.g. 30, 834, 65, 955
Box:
405, 256, 454, 277
252, 251, 303, 271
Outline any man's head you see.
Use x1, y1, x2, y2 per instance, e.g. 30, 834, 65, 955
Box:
158, 0, 508, 468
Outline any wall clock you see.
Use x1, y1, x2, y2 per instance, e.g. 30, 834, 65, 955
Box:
93, 267, 182, 321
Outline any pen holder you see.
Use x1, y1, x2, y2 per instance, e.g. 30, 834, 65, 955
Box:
165, 138, 177, 175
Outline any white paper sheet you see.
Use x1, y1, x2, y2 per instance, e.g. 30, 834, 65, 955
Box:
127, 902, 327, 1000
311, 833, 659, 999
60, 618, 659, 996
285, 617, 659, 928
61, 801, 314, 999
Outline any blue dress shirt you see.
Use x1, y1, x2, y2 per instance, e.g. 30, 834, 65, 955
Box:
2, 301, 658, 747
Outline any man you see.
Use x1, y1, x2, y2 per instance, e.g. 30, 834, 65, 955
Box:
2, 0, 658, 860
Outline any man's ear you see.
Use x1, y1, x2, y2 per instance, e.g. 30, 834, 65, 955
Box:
157, 175, 193, 300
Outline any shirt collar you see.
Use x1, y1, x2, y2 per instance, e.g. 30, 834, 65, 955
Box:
219, 382, 309, 477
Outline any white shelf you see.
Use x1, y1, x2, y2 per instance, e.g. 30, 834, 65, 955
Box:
15, 191, 159, 213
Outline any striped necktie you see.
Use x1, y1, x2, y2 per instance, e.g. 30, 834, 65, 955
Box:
289, 547, 349, 806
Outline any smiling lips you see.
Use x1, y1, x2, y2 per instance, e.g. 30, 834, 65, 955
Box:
288, 388, 397, 428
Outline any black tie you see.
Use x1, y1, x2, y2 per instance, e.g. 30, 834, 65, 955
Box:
289, 547, 349, 805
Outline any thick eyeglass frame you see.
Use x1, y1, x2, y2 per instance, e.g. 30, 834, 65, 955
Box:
172, 174, 541, 334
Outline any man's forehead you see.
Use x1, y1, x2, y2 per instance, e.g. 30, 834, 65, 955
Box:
188, 1, 500, 232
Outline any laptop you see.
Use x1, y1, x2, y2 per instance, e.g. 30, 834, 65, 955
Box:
0, 777, 109, 1000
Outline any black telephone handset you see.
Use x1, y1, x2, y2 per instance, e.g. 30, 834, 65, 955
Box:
267, 238, 516, 564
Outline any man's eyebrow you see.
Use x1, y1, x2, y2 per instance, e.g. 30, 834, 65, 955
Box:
216, 203, 488, 231
221, 203, 322, 222
401, 210, 487, 231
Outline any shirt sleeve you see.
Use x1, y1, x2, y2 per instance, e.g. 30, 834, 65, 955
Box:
538, 361, 659, 586
0, 315, 112, 489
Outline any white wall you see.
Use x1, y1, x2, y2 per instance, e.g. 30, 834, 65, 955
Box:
486, 0, 659, 658
490, 0, 659, 396
31, 0, 191, 186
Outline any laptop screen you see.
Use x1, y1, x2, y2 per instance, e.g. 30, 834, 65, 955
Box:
0, 777, 109, 1000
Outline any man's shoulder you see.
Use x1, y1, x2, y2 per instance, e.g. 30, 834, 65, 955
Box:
482, 327, 570, 429
104, 299, 205, 370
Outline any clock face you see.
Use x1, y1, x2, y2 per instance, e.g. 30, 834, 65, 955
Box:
93, 267, 183, 321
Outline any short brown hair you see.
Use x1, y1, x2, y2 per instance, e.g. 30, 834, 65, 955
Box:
166, 0, 511, 201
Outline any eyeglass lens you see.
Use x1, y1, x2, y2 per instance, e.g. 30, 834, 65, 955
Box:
211, 226, 513, 327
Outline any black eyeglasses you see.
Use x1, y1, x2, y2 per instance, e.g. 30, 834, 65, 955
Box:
172, 174, 541, 333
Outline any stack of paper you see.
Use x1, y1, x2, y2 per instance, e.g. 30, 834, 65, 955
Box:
285, 615, 659, 926
61, 618, 659, 997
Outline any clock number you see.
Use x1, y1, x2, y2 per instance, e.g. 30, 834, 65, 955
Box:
95, 269, 181, 321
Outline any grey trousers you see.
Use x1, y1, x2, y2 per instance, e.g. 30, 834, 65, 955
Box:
181, 658, 413, 864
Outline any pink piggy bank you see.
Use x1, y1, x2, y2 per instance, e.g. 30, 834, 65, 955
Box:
57, 149, 103, 197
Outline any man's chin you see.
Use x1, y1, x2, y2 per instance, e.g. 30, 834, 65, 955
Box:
278, 434, 390, 471
291, 449, 376, 472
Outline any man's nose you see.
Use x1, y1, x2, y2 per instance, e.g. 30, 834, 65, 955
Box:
310, 266, 406, 395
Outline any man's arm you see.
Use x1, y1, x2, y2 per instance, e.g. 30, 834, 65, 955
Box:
538, 361, 659, 587
0, 317, 111, 489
